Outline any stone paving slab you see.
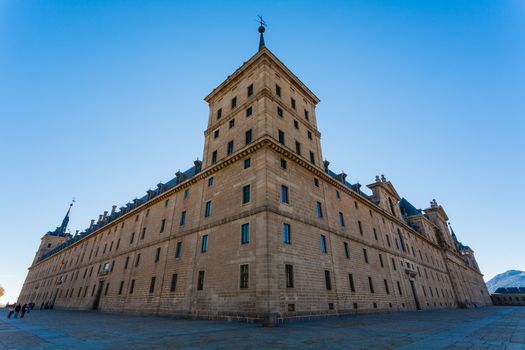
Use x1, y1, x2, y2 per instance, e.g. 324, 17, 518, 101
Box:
0, 307, 524, 349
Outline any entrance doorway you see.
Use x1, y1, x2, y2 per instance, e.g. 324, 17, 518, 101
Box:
410, 280, 421, 310
92, 280, 105, 310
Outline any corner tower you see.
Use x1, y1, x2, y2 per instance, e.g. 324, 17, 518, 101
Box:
32, 203, 73, 264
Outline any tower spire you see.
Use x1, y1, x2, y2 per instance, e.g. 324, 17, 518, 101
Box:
57, 200, 74, 236
257, 15, 266, 51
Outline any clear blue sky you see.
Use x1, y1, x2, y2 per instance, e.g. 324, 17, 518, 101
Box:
1, 0, 524, 304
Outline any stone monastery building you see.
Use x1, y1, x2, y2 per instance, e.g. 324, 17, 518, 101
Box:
19, 25, 492, 324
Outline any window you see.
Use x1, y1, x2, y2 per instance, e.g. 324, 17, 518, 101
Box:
307, 130, 312, 140
339, 212, 345, 226
118, 281, 124, 295
241, 223, 250, 244
314, 178, 319, 187
397, 281, 402, 295
197, 271, 205, 290
180, 211, 186, 225
245, 106, 253, 117
170, 274, 178, 292
309, 151, 315, 164
244, 158, 251, 169
130, 232, 135, 244
155, 247, 161, 263
211, 150, 217, 164
294, 120, 299, 129
285, 264, 294, 288
135, 253, 141, 267
278, 130, 285, 144
229, 118, 235, 128
354, 201, 359, 209
204, 201, 212, 217
397, 229, 406, 252
325, 270, 332, 290
291, 98, 296, 109
320, 234, 327, 253
245, 129, 252, 144
384, 279, 390, 294
336, 190, 340, 199
141, 227, 146, 240
283, 223, 291, 244
358, 221, 363, 235
344, 242, 350, 258
280, 158, 287, 169
231, 97, 237, 109
392, 258, 396, 270
386, 234, 391, 247
316, 201, 323, 218
363, 248, 368, 263
184, 189, 190, 199
213, 129, 220, 139
175, 242, 182, 258
281, 185, 289, 204
277, 106, 283, 117
349, 273, 355, 292
373, 228, 378, 240
164, 199, 170, 207
304, 109, 309, 120
275, 84, 281, 97
129, 279, 135, 294
388, 197, 396, 216
217, 108, 222, 119
149, 276, 156, 293
295, 141, 301, 155
227, 140, 234, 155
240, 264, 249, 289
368, 276, 374, 293
247, 84, 253, 97
201, 235, 208, 253
208, 177, 214, 186
379, 253, 384, 267
242, 184, 251, 204
160, 219, 166, 233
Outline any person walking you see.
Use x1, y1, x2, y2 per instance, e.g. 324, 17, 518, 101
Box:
13, 304, 21, 318
20, 304, 28, 318
7, 304, 15, 318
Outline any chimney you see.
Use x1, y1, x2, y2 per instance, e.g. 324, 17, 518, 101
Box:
103, 211, 108, 220
90, 219, 95, 227
111, 205, 117, 215
98, 214, 103, 223
323, 160, 330, 173
75, 230, 79, 235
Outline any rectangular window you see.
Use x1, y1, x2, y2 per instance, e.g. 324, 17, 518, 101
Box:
208, 177, 214, 186
304, 109, 309, 120
155, 247, 161, 263
204, 201, 212, 217
184, 189, 190, 199
241, 223, 250, 244
344, 242, 350, 258
386, 234, 391, 247
175, 241, 182, 258
201, 235, 208, 253
295, 141, 301, 155
314, 178, 319, 187
276, 84, 281, 97
244, 158, 251, 169
397, 281, 402, 295
214, 129, 220, 139
339, 212, 345, 226
309, 151, 315, 164
118, 281, 124, 295
129, 279, 135, 294
392, 257, 396, 270
379, 253, 384, 267
316, 201, 323, 218
180, 211, 186, 225
245, 106, 252, 117
240, 264, 249, 289
229, 119, 235, 128
373, 228, 378, 240
211, 150, 217, 164
349, 273, 355, 292
247, 84, 253, 97
325, 270, 332, 290
160, 219, 166, 233
291, 98, 296, 109
285, 264, 294, 288
197, 271, 205, 290
280, 158, 287, 169
242, 184, 251, 204
384, 279, 390, 294
170, 274, 178, 292
307, 130, 312, 140
130, 232, 135, 244
141, 227, 146, 240
231, 97, 237, 109
227, 140, 234, 155
281, 185, 289, 204
397, 229, 406, 252
278, 130, 285, 144
165, 199, 169, 207
277, 106, 283, 117
149, 276, 156, 293
135, 253, 141, 267
320, 234, 327, 253
363, 248, 368, 263
283, 223, 291, 244
358, 221, 363, 235
368, 276, 375, 293
217, 108, 222, 119
294, 119, 299, 129
245, 129, 252, 144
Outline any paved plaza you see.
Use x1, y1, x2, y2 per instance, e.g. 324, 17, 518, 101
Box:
1, 306, 524, 349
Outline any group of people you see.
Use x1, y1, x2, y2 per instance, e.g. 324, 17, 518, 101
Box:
6, 302, 35, 319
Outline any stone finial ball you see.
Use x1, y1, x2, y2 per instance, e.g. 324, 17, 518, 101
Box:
258, 26, 265, 33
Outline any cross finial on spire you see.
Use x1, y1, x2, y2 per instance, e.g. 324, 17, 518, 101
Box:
257, 15, 267, 51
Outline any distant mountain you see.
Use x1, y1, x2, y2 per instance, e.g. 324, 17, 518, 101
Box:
486, 270, 525, 293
